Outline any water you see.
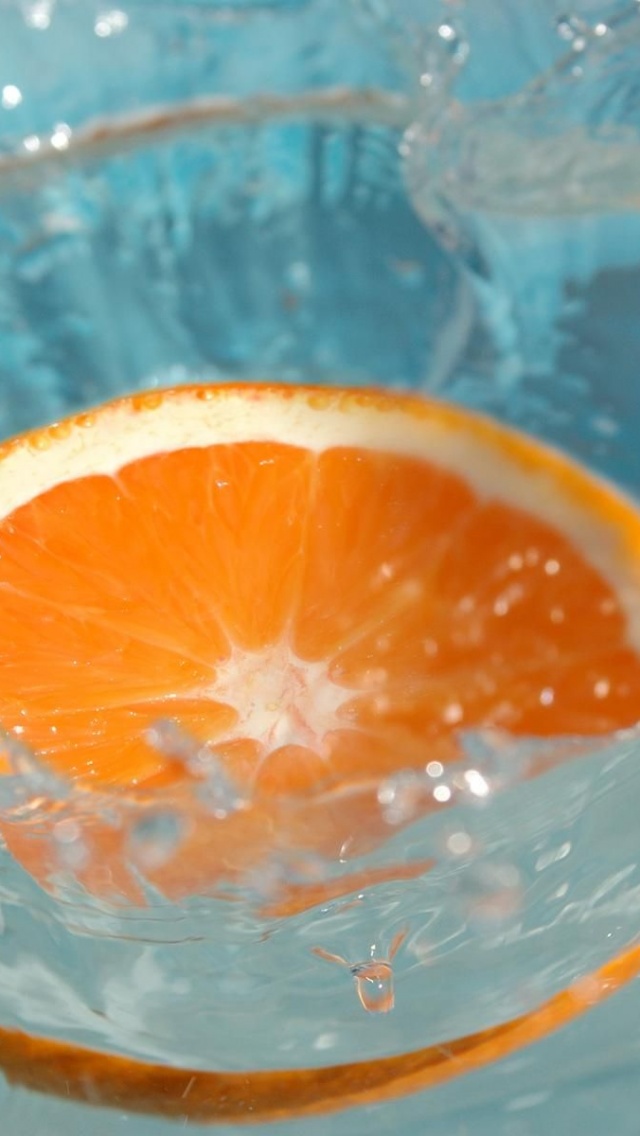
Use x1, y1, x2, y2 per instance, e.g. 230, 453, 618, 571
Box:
1, 0, 640, 1131
402, 0, 640, 487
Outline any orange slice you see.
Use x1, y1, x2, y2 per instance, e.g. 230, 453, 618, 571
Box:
0, 382, 640, 1118
2, 942, 640, 1123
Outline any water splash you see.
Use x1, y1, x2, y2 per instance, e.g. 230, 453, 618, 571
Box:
0, 727, 69, 816
312, 928, 407, 1013
145, 719, 247, 819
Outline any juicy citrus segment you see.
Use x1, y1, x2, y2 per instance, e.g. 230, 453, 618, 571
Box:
0, 383, 640, 888
0, 941, 639, 1123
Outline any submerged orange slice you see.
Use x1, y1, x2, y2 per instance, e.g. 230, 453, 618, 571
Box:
1, 382, 640, 897
0, 382, 640, 1119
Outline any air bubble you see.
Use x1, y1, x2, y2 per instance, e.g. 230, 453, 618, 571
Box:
1, 86, 22, 110
50, 123, 71, 151
127, 811, 185, 871
444, 830, 474, 858
24, 0, 53, 29
443, 702, 463, 725
461, 768, 491, 799
555, 14, 587, 42
378, 771, 428, 825
438, 23, 456, 41
53, 817, 89, 869
459, 729, 531, 793
94, 8, 128, 36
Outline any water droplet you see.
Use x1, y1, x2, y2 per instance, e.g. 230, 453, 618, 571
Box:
351, 960, 396, 1013
433, 783, 452, 804
50, 123, 71, 151
1, 85, 22, 110
378, 771, 428, 825
127, 811, 185, 871
444, 829, 474, 858
362, 667, 388, 690
539, 687, 555, 707
313, 929, 406, 1013
426, 761, 444, 779
544, 559, 561, 577
555, 14, 587, 42
457, 595, 475, 615
461, 768, 491, 799
286, 261, 311, 292
24, 0, 53, 29
443, 702, 463, 725
53, 817, 88, 870
594, 678, 611, 699
94, 8, 128, 36
459, 729, 531, 793
438, 22, 456, 42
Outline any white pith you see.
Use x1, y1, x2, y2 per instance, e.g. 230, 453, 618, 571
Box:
210, 642, 347, 758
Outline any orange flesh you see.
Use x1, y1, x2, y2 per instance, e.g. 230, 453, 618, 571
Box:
1, 440, 640, 792
1, 424, 640, 897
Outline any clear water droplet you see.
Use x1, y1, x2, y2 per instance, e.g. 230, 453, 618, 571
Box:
127, 810, 185, 871
555, 14, 588, 43
351, 960, 396, 1013
444, 829, 475, 859
313, 929, 406, 1013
